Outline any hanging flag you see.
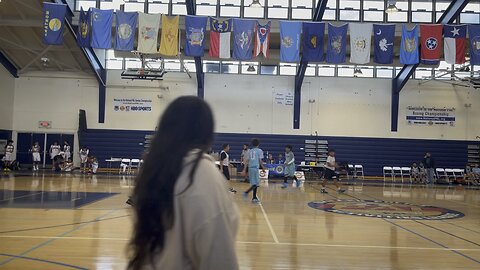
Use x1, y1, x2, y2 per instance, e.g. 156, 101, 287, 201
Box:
138, 13, 160, 54
279, 21, 302, 62
468, 24, 480, 65
326, 23, 348, 64
400, 25, 419, 65
185, 15, 208, 57
114, 11, 137, 51
302, 22, 325, 62
90, 8, 113, 49
420, 24, 443, 65
233, 19, 256, 61
159, 15, 179, 56
42, 2, 67, 45
209, 18, 232, 59
77, 8, 91, 47
254, 21, 271, 58
444, 25, 467, 65
349, 23, 373, 64
373, 24, 395, 64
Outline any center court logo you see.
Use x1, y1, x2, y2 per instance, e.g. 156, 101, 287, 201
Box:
308, 199, 464, 220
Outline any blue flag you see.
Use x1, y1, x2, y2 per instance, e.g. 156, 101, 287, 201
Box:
185, 16, 208, 57
468, 24, 480, 65
373, 24, 395, 64
326, 23, 347, 64
91, 8, 113, 49
115, 11, 137, 51
42, 3, 67, 45
233, 19, 256, 60
279, 21, 302, 62
302, 22, 325, 62
77, 8, 91, 47
400, 25, 419, 65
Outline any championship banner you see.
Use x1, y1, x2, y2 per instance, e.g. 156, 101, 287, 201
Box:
113, 98, 152, 113
406, 106, 455, 126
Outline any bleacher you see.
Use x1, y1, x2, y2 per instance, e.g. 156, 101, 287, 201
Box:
80, 129, 470, 176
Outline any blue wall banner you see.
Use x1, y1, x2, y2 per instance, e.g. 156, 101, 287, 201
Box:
406, 106, 455, 126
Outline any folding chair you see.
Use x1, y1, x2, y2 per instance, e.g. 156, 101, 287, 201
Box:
120, 159, 131, 174
401, 167, 412, 183
453, 169, 464, 183
348, 164, 355, 179
392, 167, 403, 182
354, 165, 364, 179
435, 168, 447, 183
383, 166, 393, 182
444, 169, 455, 184
130, 159, 141, 174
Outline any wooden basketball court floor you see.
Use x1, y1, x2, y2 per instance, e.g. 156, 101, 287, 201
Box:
0, 173, 479, 270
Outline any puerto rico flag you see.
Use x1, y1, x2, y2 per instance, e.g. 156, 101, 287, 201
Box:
420, 24, 442, 65
209, 18, 231, 59
254, 21, 271, 58
444, 24, 467, 64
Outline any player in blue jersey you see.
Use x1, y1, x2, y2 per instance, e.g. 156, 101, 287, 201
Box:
242, 138, 265, 204
282, 145, 299, 188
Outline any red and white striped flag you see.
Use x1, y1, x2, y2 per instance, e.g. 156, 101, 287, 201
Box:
254, 21, 271, 58
444, 24, 467, 64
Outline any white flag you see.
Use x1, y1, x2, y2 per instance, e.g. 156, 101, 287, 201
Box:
137, 13, 160, 54
349, 23, 373, 64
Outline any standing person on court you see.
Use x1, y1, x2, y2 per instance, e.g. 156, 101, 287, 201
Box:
423, 152, 435, 184
220, 143, 237, 193
79, 146, 90, 173
49, 141, 61, 170
3, 140, 14, 171
320, 149, 346, 194
31, 141, 41, 171
242, 138, 265, 204
282, 145, 299, 188
128, 97, 239, 270
240, 143, 250, 183
63, 141, 71, 161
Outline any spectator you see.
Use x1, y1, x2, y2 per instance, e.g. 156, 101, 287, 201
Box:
277, 153, 285, 164
419, 162, 427, 183
3, 140, 14, 171
411, 163, 420, 183
240, 144, 249, 183
267, 153, 276, 164
423, 153, 435, 184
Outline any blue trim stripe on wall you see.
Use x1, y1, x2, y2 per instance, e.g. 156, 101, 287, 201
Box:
80, 129, 470, 176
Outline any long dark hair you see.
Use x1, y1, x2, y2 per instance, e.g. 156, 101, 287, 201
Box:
128, 96, 214, 270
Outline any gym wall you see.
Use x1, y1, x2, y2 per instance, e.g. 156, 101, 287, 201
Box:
0, 66, 15, 130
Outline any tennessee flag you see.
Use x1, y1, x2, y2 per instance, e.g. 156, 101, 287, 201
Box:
444, 24, 467, 64
159, 15, 179, 56
420, 24, 442, 65
254, 21, 271, 58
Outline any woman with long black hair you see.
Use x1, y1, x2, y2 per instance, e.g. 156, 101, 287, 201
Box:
128, 96, 239, 270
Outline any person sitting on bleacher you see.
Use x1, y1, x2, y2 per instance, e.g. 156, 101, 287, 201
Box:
411, 163, 420, 183
472, 164, 480, 185
267, 153, 276, 164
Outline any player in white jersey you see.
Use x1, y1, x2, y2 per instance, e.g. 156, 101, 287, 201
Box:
63, 141, 71, 161
220, 144, 236, 193
31, 141, 42, 171
3, 140, 14, 171
49, 141, 61, 170
79, 146, 90, 173
320, 149, 346, 194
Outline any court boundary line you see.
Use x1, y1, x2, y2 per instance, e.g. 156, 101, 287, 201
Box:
441, 220, 480, 234
0, 191, 44, 203
0, 208, 120, 267
414, 220, 480, 247
259, 204, 279, 244
0, 253, 88, 270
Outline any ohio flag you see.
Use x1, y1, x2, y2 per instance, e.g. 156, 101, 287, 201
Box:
420, 24, 442, 65
444, 24, 467, 64
254, 21, 271, 58
209, 18, 231, 59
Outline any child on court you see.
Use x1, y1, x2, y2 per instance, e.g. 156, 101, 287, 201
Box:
220, 144, 237, 193
242, 138, 265, 204
320, 149, 346, 194
282, 145, 299, 188
79, 146, 89, 173
240, 144, 249, 183
49, 141, 61, 170
63, 141, 71, 161
411, 163, 420, 183
3, 140, 14, 171
31, 142, 41, 171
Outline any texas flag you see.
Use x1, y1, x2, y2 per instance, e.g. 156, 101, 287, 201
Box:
444, 24, 467, 65
209, 18, 231, 59
420, 24, 442, 65
254, 21, 271, 58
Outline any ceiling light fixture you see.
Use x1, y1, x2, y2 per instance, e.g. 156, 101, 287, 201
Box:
249, 0, 263, 8
386, 1, 398, 13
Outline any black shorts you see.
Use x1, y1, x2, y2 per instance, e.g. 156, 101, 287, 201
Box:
324, 168, 337, 180
222, 166, 230, 180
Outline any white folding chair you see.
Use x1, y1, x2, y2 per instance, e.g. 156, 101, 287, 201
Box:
354, 165, 364, 179
444, 168, 455, 184
383, 166, 393, 182
129, 159, 141, 174
436, 168, 447, 183
348, 164, 355, 179
120, 159, 131, 174
453, 169, 464, 183
392, 167, 402, 182
401, 167, 412, 183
